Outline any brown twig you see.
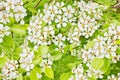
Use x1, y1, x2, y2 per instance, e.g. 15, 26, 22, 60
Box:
34, 0, 42, 8
90, 0, 93, 2
11, 31, 14, 38
112, 0, 120, 12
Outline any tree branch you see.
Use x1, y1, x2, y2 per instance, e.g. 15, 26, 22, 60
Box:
112, 0, 120, 12
34, 0, 42, 8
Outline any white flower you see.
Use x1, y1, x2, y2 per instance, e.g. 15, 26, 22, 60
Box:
48, 5, 57, 17
114, 26, 120, 39
43, 26, 55, 36
4, 0, 15, 11
108, 75, 117, 80
53, 33, 66, 46
55, 2, 65, 14
94, 70, 103, 78
55, 15, 67, 28
67, 29, 80, 43
0, 2, 5, 11
104, 32, 113, 41
118, 73, 120, 80
103, 41, 117, 58
82, 28, 92, 38
87, 68, 95, 77
37, 73, 42, 79
1, 60, 19, 80
43, 14, 54, 25
69, 75, 75, 80
63, 5, 75, 18
19, 46, 34, 71
20, 19, 25, 25
55, 45, 65, 53
0, 24, 10, 43
14, 0, 23, 6
14, 6, 27, 22
112, 55, 120, 63
70, 64, 88, 80
0, 11, 10, 24
40, 53, 53, 71
71, 49, 77, 56
78, 0, 86, 12
82, 50, 92, 63
94, 9, 103, 19
72, 64, 84, 75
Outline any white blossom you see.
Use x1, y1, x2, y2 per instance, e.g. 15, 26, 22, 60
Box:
1, 60, 19, 80
53, 33, 66, 46
55, 15, 67, 28
0, 24, 10, 43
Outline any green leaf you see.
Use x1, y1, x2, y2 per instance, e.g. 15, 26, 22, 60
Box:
67, 63, 76, 69
9, 17, 15, 25
14, 47, 22, 53
23, 76, 30, 80
85, 40, 95, 49
112, 20, 120, 26
11, 25, 26, 35
12, 47, 22, 60
91, 58, 104, 70
116, 47, 120, 55
28, 8, 37, 13
17, 75, 23, 80
33, 57, 42, 65
64, 45, 69, 53
94, 0, 111, 6
115, 39, 120, 45
34, 66, 42, 74
38, 45, 49, 55
30, 70, 38, 80
60, 72, 71, 80
2, 36, 14, 47
100, 58, 110, 73
0, 57, 6, 68
44, 67, 54, 79
51, 51, 63, 61
70, 44, 73, 52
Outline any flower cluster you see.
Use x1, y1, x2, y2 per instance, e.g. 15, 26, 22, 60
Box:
0, 0, 120, 80
28, 10, 54, 47
0, 24, 10, 43
1, 60, 19, 80
28, 0, 105, 53
40, 53, 53, 72
0, 0, 27, 25
69, 64, 103, 80
69, 23, 120, 80
69, 64, 87, 80
79, 23, 120, 64
108, 73, 120, 80
19, 41, 34, 71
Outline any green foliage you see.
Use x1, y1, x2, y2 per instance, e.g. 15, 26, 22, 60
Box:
44, 67, 54, 79
38, 45, 49, 56
30, 70, 38, 80
85, 40, 95, 49
51, 51, 63, 61
91, 58, 104, 70
0, 57, 6, 68
60, 72, 71, 80
0, 0, 120, 80
100, 58, 110, 74
11, 24, 27, 35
